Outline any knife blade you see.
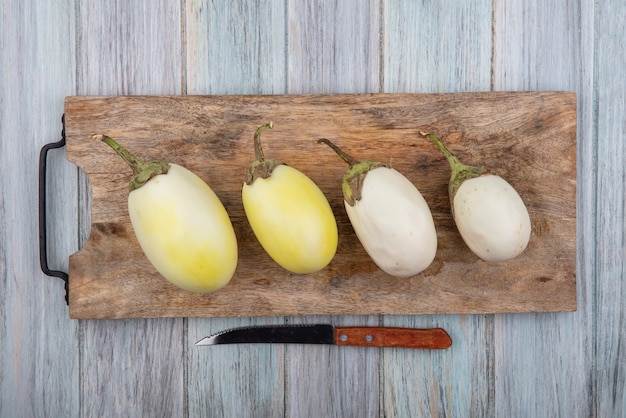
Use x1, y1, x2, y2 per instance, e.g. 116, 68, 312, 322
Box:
195, 324, 452, 349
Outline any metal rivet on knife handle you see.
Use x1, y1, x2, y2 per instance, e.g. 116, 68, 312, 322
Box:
333, 326, 452, 349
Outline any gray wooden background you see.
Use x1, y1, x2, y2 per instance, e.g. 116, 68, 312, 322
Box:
1, 1, 624, 417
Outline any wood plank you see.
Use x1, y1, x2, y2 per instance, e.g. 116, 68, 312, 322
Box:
594, 0, 626, 415
6, 1, 624, 417
492, 1, 595, 416
0, 1, 79, 416
380, 2, 494, 417
188, 317, 285, 416
382, 316, 494, 417
184, 2, 288, 416
284, 315, 380, 418
186, 0, 287, 94
64, 91, 577, 319
287, 0, 380, 94
74, 1, 186, 416
75, 0, 183, 95
382, 0, 491, 93
285, 3, 382, 417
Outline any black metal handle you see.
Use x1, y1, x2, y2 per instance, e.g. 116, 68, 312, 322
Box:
38, 115, 69, 305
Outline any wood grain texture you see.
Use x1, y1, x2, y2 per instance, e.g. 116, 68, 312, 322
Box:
380, 3, 494, 417
186, 0, 287, 95
382, 0, 491, 93
285, 314, 381, 418
0, 1, 79, 416
75, 1, 185, 417
76, 0, 183, 96
594, 0, 626, 414
333, 327, 452, 349
184, 3, 288, 417
63, 91, 576, 319
284, 4, 382, 418
2, 1, 625, 417
492, 1, 595, 417
287, 0, 380, 94
188, 317, 285, 417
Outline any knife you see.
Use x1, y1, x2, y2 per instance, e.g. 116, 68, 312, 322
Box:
195, 324, 452, 349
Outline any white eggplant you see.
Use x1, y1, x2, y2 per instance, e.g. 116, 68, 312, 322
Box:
318, 138, 437, 277
242, 123, 338, 274
423, 132, 531, 262
95, 135, 238, 293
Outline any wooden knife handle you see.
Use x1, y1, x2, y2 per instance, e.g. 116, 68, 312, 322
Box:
334, 327, 452, 349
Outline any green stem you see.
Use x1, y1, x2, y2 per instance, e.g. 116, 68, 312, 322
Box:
317, 138, 359, 166
420, 131, 487, 199
93, 134, 146, 175
420, 132, 468, 174
318, 138, 385, 206
93, 134, 169, 192
254, 122, 274, 162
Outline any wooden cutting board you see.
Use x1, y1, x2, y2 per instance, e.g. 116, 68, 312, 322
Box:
64, 92, 577, 319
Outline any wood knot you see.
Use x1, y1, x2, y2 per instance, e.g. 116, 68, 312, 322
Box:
329, 276, 343, 287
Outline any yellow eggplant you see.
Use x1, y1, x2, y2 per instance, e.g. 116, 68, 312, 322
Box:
242, 123, 338, 274
94, 135, 238, 293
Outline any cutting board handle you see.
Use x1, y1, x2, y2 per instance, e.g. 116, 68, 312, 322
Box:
38, 114, 70, 305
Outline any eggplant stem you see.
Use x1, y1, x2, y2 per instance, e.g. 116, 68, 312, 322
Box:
419, 132, 464, 170
318, 138, 359, 166
93, 134, 146, 175
254, 122, 274, 161
420, 131, 486, 199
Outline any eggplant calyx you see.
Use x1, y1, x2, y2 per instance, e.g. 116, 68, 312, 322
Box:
245, 121, 284, 185
342, 160, 385, 206
318, 138, 385, 206
245, 158, 283, 185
